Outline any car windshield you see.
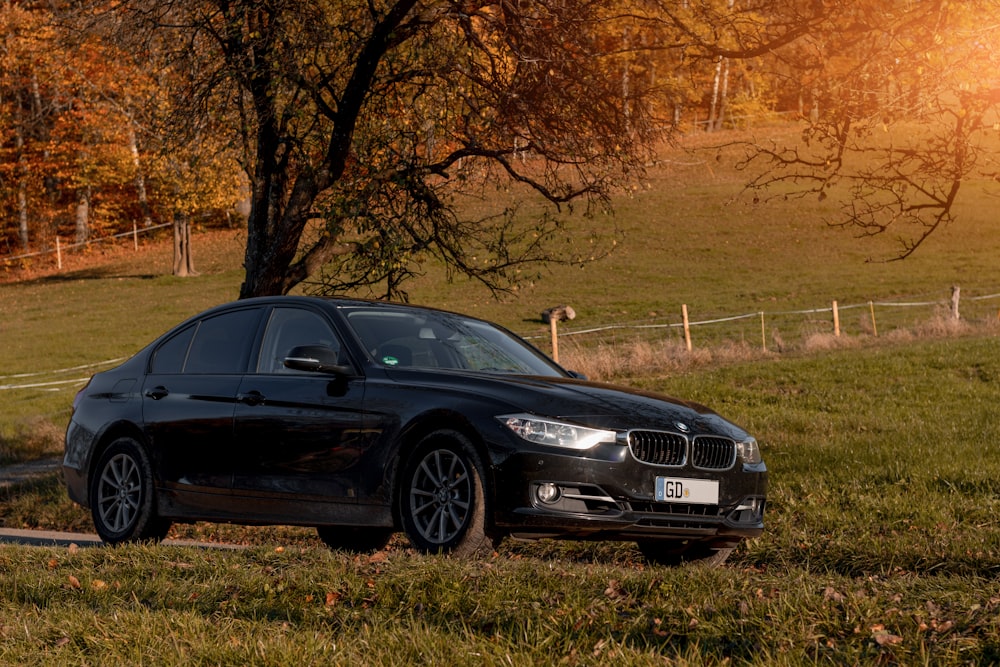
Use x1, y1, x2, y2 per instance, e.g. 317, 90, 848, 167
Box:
342, 307, 566, 377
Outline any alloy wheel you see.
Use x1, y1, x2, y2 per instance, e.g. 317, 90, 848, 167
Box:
95, 452, 142, 534
408, 448, 473, 546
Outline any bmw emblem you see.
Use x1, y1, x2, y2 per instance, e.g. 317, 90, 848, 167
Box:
675, 422, 690, 433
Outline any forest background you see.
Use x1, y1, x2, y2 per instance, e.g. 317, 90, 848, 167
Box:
4, 1, 1000, 301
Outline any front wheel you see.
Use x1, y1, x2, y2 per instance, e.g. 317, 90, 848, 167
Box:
89, 437, 171, 545
400, 432, 491, 557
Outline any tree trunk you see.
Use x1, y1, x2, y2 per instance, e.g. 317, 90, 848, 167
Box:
127, 120, 154, 227
708, 56, 723, 132
715, 57, 730, 131
75, 186, 91, 243
172, 212, 197, 276
14, 92, 29, 250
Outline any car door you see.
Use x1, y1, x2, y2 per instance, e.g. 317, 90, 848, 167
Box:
231, 306, 368, 518
141, 306, 262, 506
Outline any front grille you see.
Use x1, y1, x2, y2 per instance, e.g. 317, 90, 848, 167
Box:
630, 501, 722, 517
692, 436, 737, 469
628, 430, 686, 466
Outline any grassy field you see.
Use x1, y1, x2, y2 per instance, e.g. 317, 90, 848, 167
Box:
2, 130, 1000, 664
2, 336, 999, 664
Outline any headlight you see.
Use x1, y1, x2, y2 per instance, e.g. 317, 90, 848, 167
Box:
736, 437, 762, 464
498, 414, 616, 450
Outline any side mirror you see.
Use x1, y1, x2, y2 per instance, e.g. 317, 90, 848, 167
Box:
566, 370, 588, 381
283, 345, 353, 375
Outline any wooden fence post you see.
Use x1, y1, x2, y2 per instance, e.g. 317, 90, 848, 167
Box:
56, 236, 62, 270
869, 301, 878, 337
760, 311, 766, 351
832, 300, 840, 337
682, 304, 692, 352
550, 318, 559, 363
950, 286, 960, 320
542, 305, 575, 364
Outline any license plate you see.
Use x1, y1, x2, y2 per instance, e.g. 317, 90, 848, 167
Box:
655, 477, 719, 504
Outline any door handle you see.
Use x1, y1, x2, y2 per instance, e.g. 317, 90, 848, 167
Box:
237, 390, 266, 406
144, 386, 169, 400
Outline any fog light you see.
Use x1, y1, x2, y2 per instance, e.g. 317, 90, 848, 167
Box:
537, 483, 561, 504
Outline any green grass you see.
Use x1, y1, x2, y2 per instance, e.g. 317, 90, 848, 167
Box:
3, 303, 1000, 665
2, 129, 1000, 663
4, 335, 999, 664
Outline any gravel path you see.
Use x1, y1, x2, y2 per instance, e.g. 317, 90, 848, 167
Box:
0, 457, 61, 489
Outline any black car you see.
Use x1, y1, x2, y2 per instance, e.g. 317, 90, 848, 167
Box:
63, 296, 766, 565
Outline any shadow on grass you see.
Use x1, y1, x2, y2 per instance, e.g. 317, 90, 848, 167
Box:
11, 266, 159, 285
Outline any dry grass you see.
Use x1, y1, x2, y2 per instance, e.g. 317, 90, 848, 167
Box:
0, 417, 64, 465
560, 337, 768, 382
563, 312, 997, 384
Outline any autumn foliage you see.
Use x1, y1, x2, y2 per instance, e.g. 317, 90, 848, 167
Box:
3, 1, 999, 290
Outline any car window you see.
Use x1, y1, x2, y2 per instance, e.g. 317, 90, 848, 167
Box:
257, 307, 343, 374
183, 309, 259, 374
150, 325, 196, 374
344, 308, 565, 376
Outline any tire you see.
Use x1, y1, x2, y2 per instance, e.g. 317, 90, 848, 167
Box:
637, 541, 733, 568
399, 431, 491, 557
316, 525, 393, 552
89, 437, 171, 545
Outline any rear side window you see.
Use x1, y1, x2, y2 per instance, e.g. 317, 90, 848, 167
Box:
150, 325, 195, 374
184, 309, 260, 374
151, 311, 262, 375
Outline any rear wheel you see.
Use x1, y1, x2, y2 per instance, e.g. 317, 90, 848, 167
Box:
637, 541, 733, 568
89, 437, 171, 544
316, 525, 393, 552
400, 431, 491, 557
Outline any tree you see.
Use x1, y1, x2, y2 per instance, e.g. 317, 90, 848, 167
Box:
111, 0, 657, 299
657, 0, 1000, 259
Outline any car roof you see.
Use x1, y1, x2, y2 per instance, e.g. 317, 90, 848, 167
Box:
238, 295, 479, 316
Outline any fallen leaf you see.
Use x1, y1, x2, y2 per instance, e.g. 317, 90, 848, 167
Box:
934, 620, 954, 633
873, 631, 903, 647
67, 543, 79, 555
67, 575, 81, 590
325, 591, 341, 607
823, 586, 845, 603
91, 580, 107, 591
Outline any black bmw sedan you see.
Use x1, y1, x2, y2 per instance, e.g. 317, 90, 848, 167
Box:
63, 296, 766, 565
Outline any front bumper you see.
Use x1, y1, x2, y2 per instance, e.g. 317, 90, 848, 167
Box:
490, 443, 766, 544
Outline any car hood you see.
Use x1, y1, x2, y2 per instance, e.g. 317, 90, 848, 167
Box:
385, 369, 750, 440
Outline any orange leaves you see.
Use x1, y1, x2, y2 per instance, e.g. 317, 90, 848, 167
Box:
870, 623, 903, 647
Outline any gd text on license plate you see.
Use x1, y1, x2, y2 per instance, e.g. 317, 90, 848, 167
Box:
655, 477, 719, 504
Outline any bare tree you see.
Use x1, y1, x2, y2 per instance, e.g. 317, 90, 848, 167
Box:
699, 1, 1000, 259
109, 0, 658, 299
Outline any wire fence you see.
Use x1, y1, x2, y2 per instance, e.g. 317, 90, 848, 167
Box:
5, 286, 999, 394
522, 287, 1000, 360
1, 222, 172, 268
